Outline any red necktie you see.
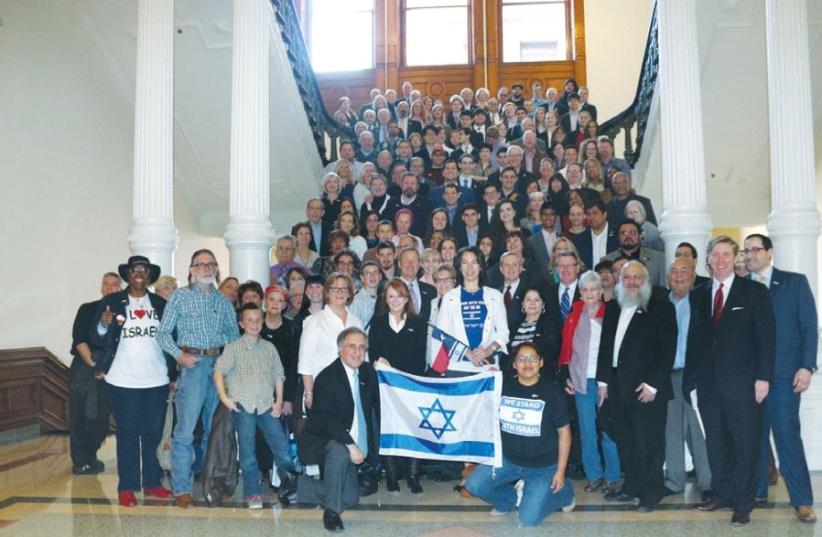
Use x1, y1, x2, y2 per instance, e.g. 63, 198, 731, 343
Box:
504, 285, 512, 309
713, 282, 724, 327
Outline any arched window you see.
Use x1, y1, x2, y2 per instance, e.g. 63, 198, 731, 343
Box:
404, 0, 470, 67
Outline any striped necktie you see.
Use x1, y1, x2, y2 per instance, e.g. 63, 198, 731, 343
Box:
561, 287, 571, 320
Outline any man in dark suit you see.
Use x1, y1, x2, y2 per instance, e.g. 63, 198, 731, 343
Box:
397, 247, 436, 321
743, 234, 817, 523
396, 173, 432, 238
306, 198, 332, 256
297, 327, 379, 532
605, 172, 658, 227
453, 203, 486, 248
581, 201, 619, 269
597, 260, 677, 512
546, 250, 582, 325
578, 87, 598, 121
560, 93, 583, 139
527, 203, 559, 275
690, 236, 775, 526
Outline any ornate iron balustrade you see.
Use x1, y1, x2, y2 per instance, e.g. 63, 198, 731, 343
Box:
269, 0, 341, 165
598, 2, 658, 168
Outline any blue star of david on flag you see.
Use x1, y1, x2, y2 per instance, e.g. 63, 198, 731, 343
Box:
418, 398, 457, 439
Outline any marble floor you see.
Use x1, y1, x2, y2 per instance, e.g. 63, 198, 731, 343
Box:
0, 434, 819, 536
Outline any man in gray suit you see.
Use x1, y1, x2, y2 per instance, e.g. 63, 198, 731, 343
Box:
603, 220, 666, 287
527, 202, 559, 274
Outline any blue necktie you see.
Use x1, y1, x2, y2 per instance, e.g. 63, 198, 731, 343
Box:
560, 287, 571, 320
352, 369, 368, 457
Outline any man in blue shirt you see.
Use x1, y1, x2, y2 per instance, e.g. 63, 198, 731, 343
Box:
664, 258, 712, 500
157, 249, 240, 508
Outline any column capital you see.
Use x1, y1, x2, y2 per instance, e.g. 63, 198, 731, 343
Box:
766, 208, 822, 240
224, 217, 275, 249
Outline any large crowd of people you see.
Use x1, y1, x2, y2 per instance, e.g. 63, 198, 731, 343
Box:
67, 81, 817, 531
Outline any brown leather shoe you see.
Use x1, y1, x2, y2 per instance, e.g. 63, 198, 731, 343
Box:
797, 506, 817, 524
175, 493, 194, 509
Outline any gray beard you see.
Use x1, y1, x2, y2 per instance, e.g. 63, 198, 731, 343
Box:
615, 281, 651, 310
196, 275, 216, 287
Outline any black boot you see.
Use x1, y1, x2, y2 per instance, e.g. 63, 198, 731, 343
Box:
384, 456, 400, 495
407, 458, 423, 495
277, 471, 298, 506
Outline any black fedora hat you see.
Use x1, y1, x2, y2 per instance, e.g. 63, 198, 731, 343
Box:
118, 255, 161, 284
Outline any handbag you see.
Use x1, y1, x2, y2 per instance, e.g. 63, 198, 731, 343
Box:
156, 391, 175, 471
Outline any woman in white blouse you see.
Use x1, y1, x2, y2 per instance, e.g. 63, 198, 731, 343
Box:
297, 272, 363, 410
434, 247, 509, 376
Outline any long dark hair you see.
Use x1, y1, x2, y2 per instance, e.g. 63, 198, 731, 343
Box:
454, 246, 487, 288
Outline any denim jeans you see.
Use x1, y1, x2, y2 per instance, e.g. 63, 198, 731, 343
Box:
107, 383, 169, 492
466, 458, 575, 527
575, 378, 620, 482
231, 404, 295, 497
171, 356, 218, 495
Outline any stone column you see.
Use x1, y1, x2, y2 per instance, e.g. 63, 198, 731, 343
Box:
764, 0, 820, 295
224, 0, 274, 285
765, 0, 822, 473
656, 0, 713, 274
129, 0, 178, 274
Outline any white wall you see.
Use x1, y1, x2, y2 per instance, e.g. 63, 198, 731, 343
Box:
584, 0, 655, 121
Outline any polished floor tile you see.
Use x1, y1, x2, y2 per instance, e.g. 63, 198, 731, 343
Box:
0, 435, 819, 536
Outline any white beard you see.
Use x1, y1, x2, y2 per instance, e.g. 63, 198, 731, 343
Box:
615, 280, 651, 310
195, 275, 216, 287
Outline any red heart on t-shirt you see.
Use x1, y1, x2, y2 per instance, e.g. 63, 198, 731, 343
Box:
134, 309, 146, 319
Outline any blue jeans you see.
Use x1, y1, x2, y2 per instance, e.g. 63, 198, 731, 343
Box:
107, 383, 169, 492
575, 379, 620, 482
231, 405, 295, 497
466, 458, 574, 527
171, 356, 218, 495
756, 379, 814, 506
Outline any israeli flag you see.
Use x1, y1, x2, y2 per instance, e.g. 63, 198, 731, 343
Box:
376, 363, 502, 466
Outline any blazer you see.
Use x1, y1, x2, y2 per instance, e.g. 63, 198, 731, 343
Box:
299, 358, 379, 466
397, 196, 433, 237
578, 226, 620, 268
602, 247, 667, 288
414, 280, 437, 321
545, 281, 581, 326
508, 310, 562, 371
368, 313, 428, 376
90, 289, 177, 380
763, 268, 818, 379
428, 183, 478, 208
581, 102, 598, 121
527, 229, 557, 275
687, 276, 775, 400
596, 290, 677, 403
308, 220, 333, 257
434, 285, 510, 373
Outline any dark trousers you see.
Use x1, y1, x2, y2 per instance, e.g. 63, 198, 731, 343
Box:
68, 365, 110, 468
609, 384, 668, 506
107, 383, 169, 492
699, 386, 762, 514
756, 379, 814, 507
297, 440, 360, 514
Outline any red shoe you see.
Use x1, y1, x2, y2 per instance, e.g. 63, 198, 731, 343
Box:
119, 490, 137, 507
143, 486, 173, 499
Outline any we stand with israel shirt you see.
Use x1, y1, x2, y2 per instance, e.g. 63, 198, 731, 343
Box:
376, 363, 502, 466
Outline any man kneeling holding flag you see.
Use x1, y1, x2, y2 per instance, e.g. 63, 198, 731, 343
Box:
466, 342, 575, 526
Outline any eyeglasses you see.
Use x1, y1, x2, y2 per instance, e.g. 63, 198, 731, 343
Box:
191, 262, 218, 270
329, 286, 349, 294
129, 266, 149, 274
515, 355, 541, 363
742, 247, 766, 255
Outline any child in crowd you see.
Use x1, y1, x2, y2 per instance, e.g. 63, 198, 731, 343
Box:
213, 304, 298, 509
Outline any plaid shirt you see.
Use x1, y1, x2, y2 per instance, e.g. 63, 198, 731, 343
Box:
216, 335, 285, 413
157, 283, 239, 359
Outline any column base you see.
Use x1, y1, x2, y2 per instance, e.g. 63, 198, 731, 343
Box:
129, 221, 179, 275
658, 207, 714, 275
224, 217, 274, 285
766, 208, 821, 291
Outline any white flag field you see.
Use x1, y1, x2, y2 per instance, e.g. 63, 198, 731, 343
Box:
375, 363, 502, 466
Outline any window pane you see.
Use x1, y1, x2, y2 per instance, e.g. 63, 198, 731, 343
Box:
406, 0, 467, 7
311, 1, 374, 72
502, 3, 567, 63
405, 7, 469, 66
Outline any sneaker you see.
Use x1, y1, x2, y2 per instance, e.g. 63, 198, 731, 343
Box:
118, 490, 137, 507
797, 506, 817, 524
387, 479, 401, 496
489, 508, 509, 517
561, 497, 576, 513
143, 486, 173, 499
246, 495, 263, 509
584, 479, 605, 493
